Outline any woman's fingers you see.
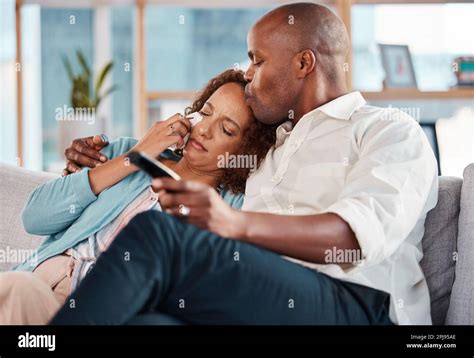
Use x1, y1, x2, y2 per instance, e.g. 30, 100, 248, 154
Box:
162, 134, 185, 149
169, 121, 190, 138
165, 113, 192, 131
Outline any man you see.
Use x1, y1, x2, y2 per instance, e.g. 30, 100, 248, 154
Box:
52, 3, 437, 325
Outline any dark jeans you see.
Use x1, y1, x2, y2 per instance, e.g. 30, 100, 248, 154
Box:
50, 211, 393, 325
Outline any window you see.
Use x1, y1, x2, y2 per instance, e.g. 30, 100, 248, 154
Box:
0, 0, 17, 166
352, 4, 474, 91
145, 6, 270, 92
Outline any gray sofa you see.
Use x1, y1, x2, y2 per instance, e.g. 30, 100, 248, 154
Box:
1, 162, 473, 325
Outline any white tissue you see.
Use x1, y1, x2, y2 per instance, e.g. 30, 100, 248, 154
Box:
169, 112, 203, 151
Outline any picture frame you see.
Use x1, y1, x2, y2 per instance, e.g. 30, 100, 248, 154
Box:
420, 121, 441, 175
379, 44, 418, 89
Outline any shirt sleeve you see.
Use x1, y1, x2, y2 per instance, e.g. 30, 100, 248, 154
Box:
220, 188, 244, 209
323, 113, 438, 267
21, 137, 138, 236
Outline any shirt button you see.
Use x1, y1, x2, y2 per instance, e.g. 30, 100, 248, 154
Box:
271, 175, 281, 183
288, 204, 295, 214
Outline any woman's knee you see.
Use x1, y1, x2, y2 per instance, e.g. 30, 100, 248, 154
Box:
0, 271, 60, 325
0, 271, 38, 295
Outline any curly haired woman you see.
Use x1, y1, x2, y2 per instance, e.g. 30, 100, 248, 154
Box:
1, 69, 278, 324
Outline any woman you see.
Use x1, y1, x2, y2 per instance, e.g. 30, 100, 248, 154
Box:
0, 69, 277, 324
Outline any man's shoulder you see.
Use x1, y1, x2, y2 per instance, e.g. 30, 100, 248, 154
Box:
353, 104, 418, 125
350, 104, 422, 138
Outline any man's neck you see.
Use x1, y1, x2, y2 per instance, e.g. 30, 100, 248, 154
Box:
291, 80, 347, 126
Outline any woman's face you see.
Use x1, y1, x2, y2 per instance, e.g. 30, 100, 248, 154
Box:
183, 82, 253, 172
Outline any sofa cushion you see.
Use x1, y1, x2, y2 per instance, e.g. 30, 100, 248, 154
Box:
420, 176, 462, 325
446, 163, 474, 324
0, 164, 58, 271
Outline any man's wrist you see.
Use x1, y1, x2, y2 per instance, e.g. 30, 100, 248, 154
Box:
230, 209, 249, 241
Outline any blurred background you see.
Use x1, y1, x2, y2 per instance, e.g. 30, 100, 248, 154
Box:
1, 0, 473, 177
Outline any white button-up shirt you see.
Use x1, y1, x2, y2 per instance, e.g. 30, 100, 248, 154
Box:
242, 92, 438, 325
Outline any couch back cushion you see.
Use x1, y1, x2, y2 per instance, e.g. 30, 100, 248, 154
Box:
420, 176, 462, 325
0, 164, 57, 271
446, 163, 474, 324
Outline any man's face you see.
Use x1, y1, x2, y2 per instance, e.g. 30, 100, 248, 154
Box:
244, 23, 300, 125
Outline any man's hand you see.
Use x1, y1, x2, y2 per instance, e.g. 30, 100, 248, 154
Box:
154, 178, 245, 239
63, 134, 109, 176
153, 180, 359, 265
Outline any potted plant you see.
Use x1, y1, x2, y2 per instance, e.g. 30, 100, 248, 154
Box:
57, 49, 117, 156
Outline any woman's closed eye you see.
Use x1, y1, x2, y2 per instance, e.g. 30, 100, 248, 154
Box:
222, 124, 233, 136
199, 109, 235, 137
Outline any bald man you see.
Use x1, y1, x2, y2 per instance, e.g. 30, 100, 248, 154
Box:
51, 3, 437, 325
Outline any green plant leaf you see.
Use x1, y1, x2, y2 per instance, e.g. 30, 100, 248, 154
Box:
65, 49, 117, 112
94, 62, 113, 98
76, 49, 91, 77
94, 84, 118, 109
62, 55, 74, 81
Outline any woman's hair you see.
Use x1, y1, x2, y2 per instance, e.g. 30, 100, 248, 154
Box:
183, 69, 278, 194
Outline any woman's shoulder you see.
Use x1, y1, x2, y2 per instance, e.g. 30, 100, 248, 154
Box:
219, 188, 244, 210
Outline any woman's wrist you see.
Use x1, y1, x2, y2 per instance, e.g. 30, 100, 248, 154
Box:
129, 144, 162, 159
88, 153, 139, 195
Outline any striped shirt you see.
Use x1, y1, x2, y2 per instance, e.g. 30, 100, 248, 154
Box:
68, 187, 161, 290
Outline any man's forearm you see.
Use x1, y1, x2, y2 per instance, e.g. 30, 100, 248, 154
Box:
232, 211, 360, 264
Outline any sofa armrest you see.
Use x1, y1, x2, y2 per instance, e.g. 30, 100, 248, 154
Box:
0, 163, 59, 272
446, 163, 474, 324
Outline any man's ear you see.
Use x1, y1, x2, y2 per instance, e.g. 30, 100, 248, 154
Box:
295, 49, 316, 79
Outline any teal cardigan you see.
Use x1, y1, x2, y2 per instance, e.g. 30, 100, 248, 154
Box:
14, 137, 244, 272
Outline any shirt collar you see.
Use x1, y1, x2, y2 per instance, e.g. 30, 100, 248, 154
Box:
275, 120, 293, 147
315, 91, 366, 120
273, 92, 365, 146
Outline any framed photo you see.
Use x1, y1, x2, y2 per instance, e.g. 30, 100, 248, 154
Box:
420, 121, 441, 175
379, 44, 418, 89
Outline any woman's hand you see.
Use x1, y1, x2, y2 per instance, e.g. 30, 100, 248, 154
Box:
132, 114, 192, 158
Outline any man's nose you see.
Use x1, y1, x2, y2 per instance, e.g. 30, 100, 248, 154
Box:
244, 65, 254, 82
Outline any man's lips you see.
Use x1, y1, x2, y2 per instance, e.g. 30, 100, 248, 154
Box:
244, 86, 253, 99
244, 92, 253, 104
189, 138, 207, 152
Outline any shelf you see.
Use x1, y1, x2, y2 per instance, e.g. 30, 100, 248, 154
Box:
146, 89, 474, 102
147, 91, 196, 101
362, 89, 474, 100
353, 0, 474, 4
